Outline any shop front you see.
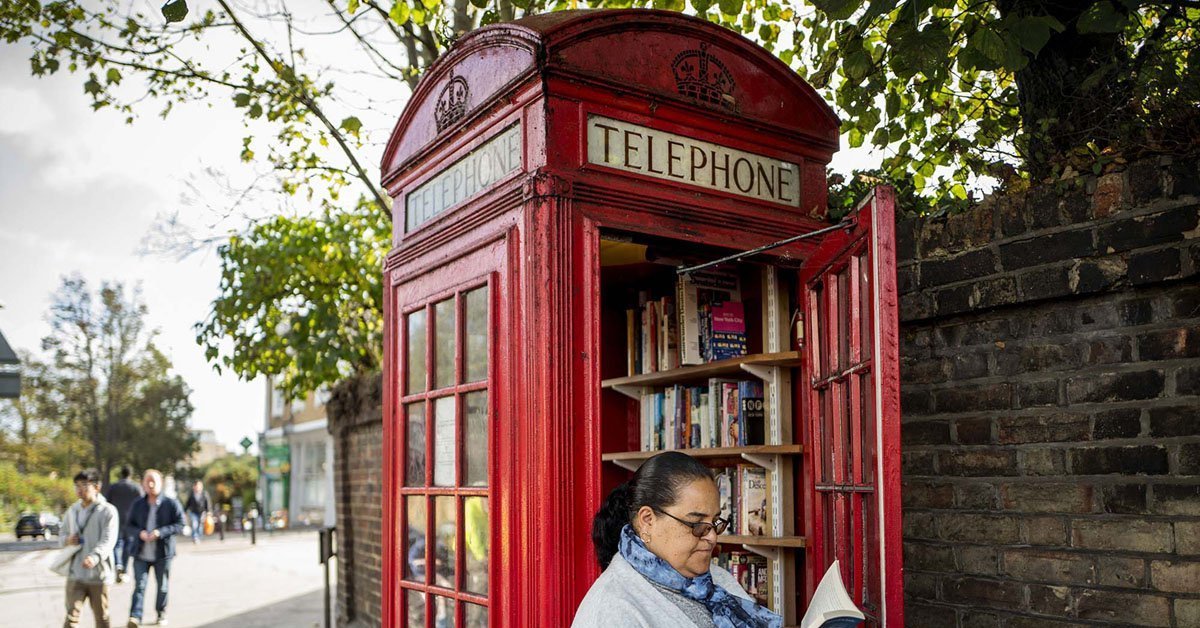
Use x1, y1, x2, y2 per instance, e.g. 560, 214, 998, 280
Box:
380, 10, 903, 627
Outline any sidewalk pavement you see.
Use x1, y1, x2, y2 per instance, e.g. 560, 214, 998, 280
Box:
0, 531, 333, 627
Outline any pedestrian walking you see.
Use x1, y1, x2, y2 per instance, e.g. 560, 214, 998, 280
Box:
104, 465, 144, 583
124, 469, 184, 627
62, 468, 120, 628
183, 480, 211, 544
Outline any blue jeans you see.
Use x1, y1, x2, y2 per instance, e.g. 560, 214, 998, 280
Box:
188, 512, 202, 542
130, 557, 171, 619
113, 535, 135, 573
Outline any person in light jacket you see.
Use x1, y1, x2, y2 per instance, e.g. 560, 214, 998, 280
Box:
62, 467, 119, 628
572, 451, 781, 628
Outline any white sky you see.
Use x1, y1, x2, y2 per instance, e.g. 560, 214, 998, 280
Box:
0, 8, 879, 455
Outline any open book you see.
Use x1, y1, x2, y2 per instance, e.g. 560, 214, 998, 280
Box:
800, 560, 866, 628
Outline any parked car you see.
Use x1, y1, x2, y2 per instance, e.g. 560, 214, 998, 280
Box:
15, 512, 61, 540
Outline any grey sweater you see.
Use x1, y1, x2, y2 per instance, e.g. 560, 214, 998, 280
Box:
61, 494, 119, 584
572, 553, 753, 627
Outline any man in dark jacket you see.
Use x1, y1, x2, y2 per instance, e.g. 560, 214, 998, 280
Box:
104, 465, 143, 583
183, 480, 211, 544
123, 469, 184, 628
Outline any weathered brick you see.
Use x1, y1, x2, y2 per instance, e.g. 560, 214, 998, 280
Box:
955, 417, 994, 445
903, 603, 957, 627
897, 263, 918, 294
904, 511, 937, 540
960, 610, 1000, 628
1152, 484, 1200, 516
1020, 448, 1065, 477
1000, 230, 1096, 269
1071, 518, 1173, 553
1178, 443, 1200, 475
1138, 327, 1200, 361
899, 291, 935, 321
950, 351, 990, 379
973, 276, 1019, 310
1148, 406, 1198, 438
944, 576, 1024, 608
903, 420, 952, 446
1069, 445, 1169, 476
1096, 205, 1200, 253
901, 389, 934, 416
901, 355, 949, 385
1022, 308, 1076, 337
940, 450, 1019, 477
1002, 482, 1092, 514
1017, 379, 1060, 408
1025, 516, 1069, 546
1118, 297, 1155, 325
1065, 370, 1165, 404
1167, 158, 1200, 197
957, 545, 999, 576
998, 413, 1090, 444
998, 194, 1029, 237
1149, 559, 1200, 593
1177, 364, 1200, 395
936, 383, 1012, 414
1177, 599, 1200, 627
1027, 583, 1073, 617
1176, 521, 1200, 555
1129, 246, 1183, 285
904, 571, 939, 599
896, 217, 918, 261
905, 541, 957, 572
1077, 335, 1133, 366
939, 513, 1021, 544
1092, 408, 1141, 439
1171, 285, 1200, 318
1076, 588, 1171, 626
1095, 555, 1146, 588
996, 343, 1079, 376
956, 483, 998, 510
935, 283, 974, 317
1017, 265, 1074, 302
1005, 617, 1090, 628
1002, 549, 1094, 584
1068, 256, 1127, 295
921, 248, 999, 287
1099, 483, 1148, 515
903, 481, 955, 509
903, 451, 937, 476
1091, 172, 1127, 218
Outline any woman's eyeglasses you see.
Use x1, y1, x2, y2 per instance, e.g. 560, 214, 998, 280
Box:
652, 507, 729, 538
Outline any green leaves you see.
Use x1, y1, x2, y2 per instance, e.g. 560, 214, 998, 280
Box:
716, 0, 741, 17
1077, 2, 1127, 34
339, 115, 362, 137
160, 0, 188, 23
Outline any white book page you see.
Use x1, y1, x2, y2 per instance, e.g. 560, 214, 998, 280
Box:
800, 560, 866, 628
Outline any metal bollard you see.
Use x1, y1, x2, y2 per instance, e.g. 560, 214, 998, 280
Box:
250, 517, 256, 545
319, 527, 336, 628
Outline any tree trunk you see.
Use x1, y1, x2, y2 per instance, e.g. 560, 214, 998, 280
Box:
1000, 0, 1134, 180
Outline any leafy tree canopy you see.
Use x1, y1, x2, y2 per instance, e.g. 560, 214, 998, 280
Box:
3, 0, 1195, 396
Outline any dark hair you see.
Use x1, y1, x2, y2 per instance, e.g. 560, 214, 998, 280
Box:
591, 451, 713, 570
74, 468, 102, 486
119, 465, 134, 479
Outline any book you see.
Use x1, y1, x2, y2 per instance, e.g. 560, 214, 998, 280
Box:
800, 560, 865, 628
715, 467, 736, 532
738, 465, 768, 536
721, 382, 740, 448
738, 380, 765, 446
745, 553, 771, 607
678, 270, 742, 365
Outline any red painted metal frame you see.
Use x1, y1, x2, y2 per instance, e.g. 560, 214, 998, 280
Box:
799, 187, 903, 627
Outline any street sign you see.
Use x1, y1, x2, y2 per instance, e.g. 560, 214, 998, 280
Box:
239, 437, 253, 451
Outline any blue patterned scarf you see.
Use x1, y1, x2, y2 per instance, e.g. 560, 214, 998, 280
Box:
619, 525, 782, 628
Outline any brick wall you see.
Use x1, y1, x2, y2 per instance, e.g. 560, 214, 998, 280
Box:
897, 156, 1200, 627
327, 373, 384, 628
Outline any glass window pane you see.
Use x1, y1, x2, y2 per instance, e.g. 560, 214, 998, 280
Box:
465, 287, 489, 383
408, 310, 427, 394
858, 253, 872, 360
405, 497, 427, 582
465, 603, 488, 628
433, 596, 456, 628
406, 590, 426, 628
434, 397, 457, 487
435, 298, 456, 389
465, 392, 488, 487
434, 496, 457, 589
406, 403, 426, 487
837, 269, 850, 371
464, 497, 489, 595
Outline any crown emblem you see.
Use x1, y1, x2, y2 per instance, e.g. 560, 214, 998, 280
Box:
435, 75, 470, 132
672, 43, 736, 109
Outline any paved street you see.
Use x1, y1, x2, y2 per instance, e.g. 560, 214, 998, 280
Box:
0, 531, 332, 627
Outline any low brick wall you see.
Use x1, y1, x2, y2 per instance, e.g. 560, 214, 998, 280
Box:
327, 373, 384, 628
898, 156, 1200, 627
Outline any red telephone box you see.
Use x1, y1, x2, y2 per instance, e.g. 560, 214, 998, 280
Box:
380, 10, 903, 627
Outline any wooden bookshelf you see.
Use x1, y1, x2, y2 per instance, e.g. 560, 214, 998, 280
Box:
602, 444, 802, 471
602, 350, 803, 395
718, 534, 806, 548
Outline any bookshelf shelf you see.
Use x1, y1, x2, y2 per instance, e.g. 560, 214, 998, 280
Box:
602, 445, 802, 472
718, 535, 807, 548
602, 350, 803, 398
